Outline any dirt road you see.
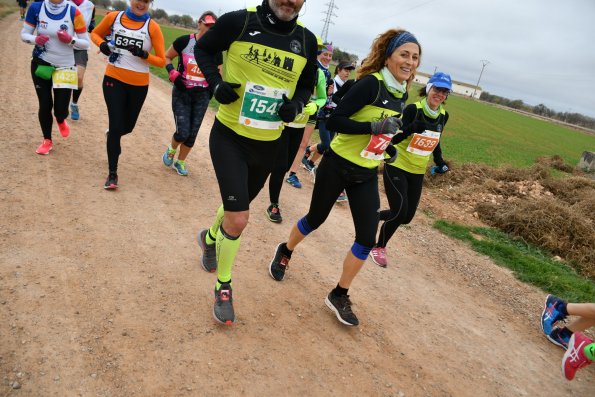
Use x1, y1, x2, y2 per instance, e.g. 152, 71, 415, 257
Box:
1, 14, 592, 396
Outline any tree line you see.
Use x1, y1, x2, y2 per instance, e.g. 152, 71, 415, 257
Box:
480, 91, 595, 130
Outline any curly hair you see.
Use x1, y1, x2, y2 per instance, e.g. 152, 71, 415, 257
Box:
357, 29, 422, 89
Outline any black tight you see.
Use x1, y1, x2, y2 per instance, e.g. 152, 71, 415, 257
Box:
30, 61, 71, 139
269, 126, 304, 203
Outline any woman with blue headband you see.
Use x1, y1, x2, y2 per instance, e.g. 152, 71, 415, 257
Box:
267, 29, 421, 326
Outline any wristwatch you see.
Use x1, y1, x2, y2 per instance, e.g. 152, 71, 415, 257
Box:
70, 39, 76, 46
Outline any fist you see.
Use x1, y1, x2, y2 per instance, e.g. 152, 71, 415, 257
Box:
57, 29, 72, 44
35, 34, 50, 46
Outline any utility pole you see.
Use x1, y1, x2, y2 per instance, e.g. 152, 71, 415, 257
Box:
321, 0, 339, 43
472, 59, 489, 99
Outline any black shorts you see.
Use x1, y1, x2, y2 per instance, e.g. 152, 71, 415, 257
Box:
209, 119, 282, 212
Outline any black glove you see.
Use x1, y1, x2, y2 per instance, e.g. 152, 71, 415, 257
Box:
278, 94, 303, 123
128, 45, 148, 59
88, 20, 96, 33
99, 41, 112, 56
173, 75, 186, 91
213, 81, 241, 104
370, 116, 403, 136
384, 144, 398, 163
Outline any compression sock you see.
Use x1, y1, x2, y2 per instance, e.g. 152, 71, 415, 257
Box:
215, 225, 241, 287
206, 204, 225, 244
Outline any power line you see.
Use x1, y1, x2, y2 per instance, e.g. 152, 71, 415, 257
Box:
321, 0, 339, 43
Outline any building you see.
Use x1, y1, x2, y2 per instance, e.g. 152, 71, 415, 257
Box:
414, 71, 482, 99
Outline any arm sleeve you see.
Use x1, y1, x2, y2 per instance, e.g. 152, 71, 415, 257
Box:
146, 20, 166, 68
433, 112, 449, 165
195, 10, 246, 90
392, 104, 418, 144
313, 69, 327, 108
90, 11, 117, 46
326, 75, 379, 134
290, 30, 318, 106
73, 31, 90, 50
21, 22, 37, 44
332, 79, 355, 103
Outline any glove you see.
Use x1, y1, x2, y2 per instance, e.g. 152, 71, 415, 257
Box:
57, 29, 72, 44
168, 69, 181, 83
128, 45, 148, 59
402, 120, 427, 136
88, 20, 96, 33
99, 41, 112, 56
35, 34, 50, 46
370, 116, 403, 136
277, 94, 303, 123
384, 144, 398, 163
304, 102, 318, 116
430, 164, 449, 174
213, 81, 241, 104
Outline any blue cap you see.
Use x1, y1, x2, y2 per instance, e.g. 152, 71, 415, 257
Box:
428, 72, 452, 90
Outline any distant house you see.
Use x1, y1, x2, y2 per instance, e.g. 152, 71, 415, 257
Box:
414, 71, 482, 99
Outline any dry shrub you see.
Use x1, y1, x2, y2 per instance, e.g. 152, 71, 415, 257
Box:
537, 155, 576, 173
477, 199, 595, 280
541, 176, 595, 205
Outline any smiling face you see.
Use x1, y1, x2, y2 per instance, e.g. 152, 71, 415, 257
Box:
427, 86, 449, 110
129, 0, 151, 17
318, 50, 333, 68
269, 0, 305, 21
385, 42, 420, 84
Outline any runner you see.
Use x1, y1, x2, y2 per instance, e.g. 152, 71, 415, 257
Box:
161, 11, 221, 176
369, 72, 452, 268
268, 29, 420, 326
68, 0, 95, 120
17, 0, 28, 20
90, 0, 165, 189
21, 0, 90, 155
194, 0, 317, 325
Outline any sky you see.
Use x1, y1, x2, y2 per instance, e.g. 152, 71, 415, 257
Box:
152, 0, 595, 118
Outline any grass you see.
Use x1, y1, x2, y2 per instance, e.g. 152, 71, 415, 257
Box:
433, 220, 595, 303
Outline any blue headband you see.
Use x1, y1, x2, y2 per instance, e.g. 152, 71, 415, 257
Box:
385, 32, 418, 58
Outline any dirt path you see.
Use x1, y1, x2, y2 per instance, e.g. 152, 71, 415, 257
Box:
1, 14, 593, 396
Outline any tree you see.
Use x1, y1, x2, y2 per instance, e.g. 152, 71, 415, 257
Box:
151, 8, 168, 20
112, 0, 127, 11
179, 14, 195, 28
169, 14, 181, 25
94, 0, 112, 9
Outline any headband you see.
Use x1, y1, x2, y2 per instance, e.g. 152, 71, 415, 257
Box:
385, 32, 418, 58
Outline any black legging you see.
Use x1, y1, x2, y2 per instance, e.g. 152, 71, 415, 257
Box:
268, 126, 305, 203
102, 75, 148, 173
30, 60, 71, 139
304, 150, 379, 248
377, 166, 424, 248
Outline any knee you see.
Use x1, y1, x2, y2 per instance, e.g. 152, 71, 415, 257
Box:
351, 241, 373, 260
223, 212, 249, 236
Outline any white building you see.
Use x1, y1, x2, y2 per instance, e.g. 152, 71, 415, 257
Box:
414, 71, 482, 99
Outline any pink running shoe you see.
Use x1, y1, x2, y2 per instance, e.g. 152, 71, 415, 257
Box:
562, 332, 593, 380
36, 139, 53, 155
57, 119, 70, 138
369, 247, 388, 268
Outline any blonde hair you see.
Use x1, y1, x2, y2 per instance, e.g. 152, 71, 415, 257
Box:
357, 29, 422, 89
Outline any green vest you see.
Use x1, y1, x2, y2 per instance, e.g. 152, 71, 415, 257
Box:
330, 72, 407, 168
392, 98, 447, 174
216, 8, 310, 141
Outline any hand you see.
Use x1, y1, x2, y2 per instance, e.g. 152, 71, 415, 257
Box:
173, 75, 186, 91
99, 41, 112, 56
402, 120, 427, 136
57, 29, 72, 44
277, 94, 303, 123
304, 102, 318, 116
213, 81, 241, 104
370, 116, 403, 136
35, 34, 50, 46
168, 69, 181, 83
384, 144, 398, 163
127, 45, 148, 59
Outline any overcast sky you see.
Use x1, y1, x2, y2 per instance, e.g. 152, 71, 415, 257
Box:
152, 0, 595, 117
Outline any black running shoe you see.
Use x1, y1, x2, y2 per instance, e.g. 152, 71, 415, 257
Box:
269, 243, 290, 281
266, 203, 283, 223
197, 229, 217, 273
213, 283, 234, 325
325, 292, 359, 326
104, 173, 118, 190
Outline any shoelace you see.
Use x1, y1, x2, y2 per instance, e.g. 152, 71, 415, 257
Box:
337, 295, 354, 314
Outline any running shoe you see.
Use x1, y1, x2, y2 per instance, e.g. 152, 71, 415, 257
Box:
197, 229, 217, 272
57, 119, 69, 138
562, 332, 593, 381
104, 173, 118, 190
286, 173, 302, 188
369, 247, 388, 268
269, 243, 290, 281
541, 294, 567, 336
213, 283, 235, 325
325, 291, 359, 326
266, 204, 282, 223
336, 190, 348, 202
70, 103, 80, 120
36, 139, 53, 155
162, 146, 176, 167
547, 327, 571, 350
301, 157, 315, 172
174, 160, 188, 176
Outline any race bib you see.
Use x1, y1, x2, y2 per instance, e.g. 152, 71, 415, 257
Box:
360, 133, 394, 161
184, 58, 206, 83
112, 30, 145, 54
406, 130, 441, 156
239, 81, 288, 129
52, 67, 78, 89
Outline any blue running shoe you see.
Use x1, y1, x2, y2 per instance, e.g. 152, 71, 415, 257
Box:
174, 160, 188, 176
541, 294, 566, 335
286, 173, 302, 188
547, 327, 571, 350
162, 146, 175, 167
70, 103, 80, 120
